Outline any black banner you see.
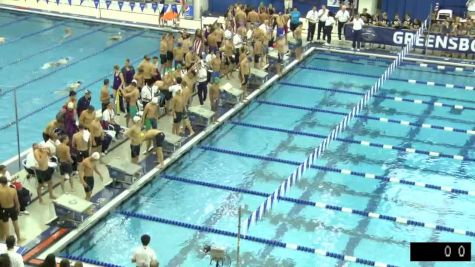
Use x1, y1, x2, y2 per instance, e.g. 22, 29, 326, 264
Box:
344, 24, 475, 53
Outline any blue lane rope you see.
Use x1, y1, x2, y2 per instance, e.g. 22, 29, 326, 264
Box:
230, 121, 475, 162
161, 174, 475, 237
0, 21, 67, 46
0, 30, 143, 97
199, 145, 475, 197
299, 66, 474, 91
257, 100, 475, 135
315, 51, 474, 72
60, 255, 122, 267
279, 81, 475, 111
0, 25, 108, 71
119, 211, 398, 267
0, 46, 158, 131
0, 16, 28, 28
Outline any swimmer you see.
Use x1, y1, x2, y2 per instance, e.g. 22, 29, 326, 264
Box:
109, 32, 123, 41
62, 28, 72, 40
54, 81, 82, 95
42, 57, 71, 70
0, 37, 5, 44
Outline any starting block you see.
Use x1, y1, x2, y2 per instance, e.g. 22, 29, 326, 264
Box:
250, 67, 268, 82
163, 132, 182, 155
220, 82, 243, 105
53, 193, 93, 228
188, 106, 215, 127
107, 158, 142, 187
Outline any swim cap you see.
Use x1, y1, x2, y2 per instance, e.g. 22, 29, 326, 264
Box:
91, 152, 100, 160
152, 97, 159, 104
133, 116, 141, 123
67, 102, 74, 109
131, 79, 138, 84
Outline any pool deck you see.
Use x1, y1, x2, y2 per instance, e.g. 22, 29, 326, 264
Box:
1, 6, 475, 266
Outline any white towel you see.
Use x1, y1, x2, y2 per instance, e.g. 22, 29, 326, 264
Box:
83, 130, 91, 142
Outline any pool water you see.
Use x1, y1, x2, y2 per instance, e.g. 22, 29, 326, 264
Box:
61, 51, 475, 266
0, 10, 162, 162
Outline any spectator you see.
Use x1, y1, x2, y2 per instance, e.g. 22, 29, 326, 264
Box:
0, 254, 10, 267
76, 90, 92, 118
323, 12, 335, 45
352, 14, 365, 51
40, 254, 56, 267
306, 6, 318, 42
402, 14, 412, 29
5, 236, 23, 267
335, 5, 350, 40
131, 234, 158, 267
380, 12, 389, 27
317, 5, 329, 41
392, 14, 402, 29
289, 7, 301, 37
360, 8, 372, 23
59, 259, 70, 267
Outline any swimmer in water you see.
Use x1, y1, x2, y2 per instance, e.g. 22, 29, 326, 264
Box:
0, 37, 5, 44
42, 57, 71, 70
54, 81, 82, 95
109, 32, 123, 41
63, 28, 72, 40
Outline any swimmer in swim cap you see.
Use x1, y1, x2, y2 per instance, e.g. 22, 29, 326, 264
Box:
124, 116, 143, 164
79, 152, 105, 201
109, 32, 123, 41
0, 37, 5, 44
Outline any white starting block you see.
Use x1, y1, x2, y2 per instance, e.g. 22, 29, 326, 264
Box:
163, 132, 182, 154
251, 68, 268, 81
107, 158, 142, 186
188, 106, 215, 127
53, 193, 93, 227
220, 82, 243, 105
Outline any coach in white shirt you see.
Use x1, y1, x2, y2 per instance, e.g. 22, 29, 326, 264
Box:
335, 5, 350, 40
306, 6, 318, 41
6, 236, 24, 267
132, 234, 159, 267
352, 14, 365, 51
317, 5, 328, 40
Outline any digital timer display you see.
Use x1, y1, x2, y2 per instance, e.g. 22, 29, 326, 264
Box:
410, 242, 471, 261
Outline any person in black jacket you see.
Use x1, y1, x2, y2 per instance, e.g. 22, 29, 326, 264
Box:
76, 89, 92, 118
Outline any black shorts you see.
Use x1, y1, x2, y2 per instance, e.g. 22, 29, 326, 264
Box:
131, 144, 140, 158
242, 74, 249, 85
290, 23, 298, 32
154, 132, 165, 148
36, 168, 53, 184
166, 51, 173, 61
93, 136, 102, 148
174, 112, 183, 123
162, 90, 172, 101
77, 150, 89, 163
60, 162, 73, 175
160, 54, 167, 64
83, 176, 94, 193
277, 53, 284, 64
254, 54, 260, 63
1, 207, 18, 222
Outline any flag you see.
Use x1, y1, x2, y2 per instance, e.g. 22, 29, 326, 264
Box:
118, 0, 124, 10
55, 0, 60, 5
129, 1, 135, 11
80, 0, 84, 5
151, 2, 157, 12
93, 0, 99, 9
106, 0, 111, 9
140, 2, 146, 12
67, 0, 71, 5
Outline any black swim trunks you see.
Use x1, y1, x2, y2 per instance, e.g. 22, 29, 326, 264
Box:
83, 176, 94, 193
1, 207, 18, 222
36, 168, 53, 184
77, 150, 89, 163
174, 112, 183, 123
277, 53, 284, 64
160, 54, 167, 64
242, 74, 249, 85
59, 162, 73, 175
166, 51, 174, 61
131, 144, 141, 158
154, 132, 165, 148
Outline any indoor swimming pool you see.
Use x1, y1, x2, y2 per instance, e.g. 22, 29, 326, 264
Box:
59, 51, 475, 266
0, 10, 162, 162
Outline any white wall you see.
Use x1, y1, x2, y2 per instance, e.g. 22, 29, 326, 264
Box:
358, 0, 378, 15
